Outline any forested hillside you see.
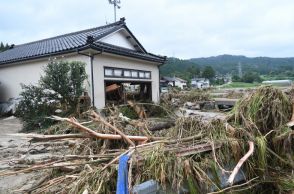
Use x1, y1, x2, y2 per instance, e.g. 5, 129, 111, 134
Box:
160, 55, 294, 80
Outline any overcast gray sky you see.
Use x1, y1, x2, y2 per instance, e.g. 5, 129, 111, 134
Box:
1, 0, 294, 59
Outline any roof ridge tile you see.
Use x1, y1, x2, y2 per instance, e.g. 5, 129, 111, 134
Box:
14, 20, 123, 47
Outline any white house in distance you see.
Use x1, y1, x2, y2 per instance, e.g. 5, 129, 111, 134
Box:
191, 78, 210, 89
162, 76, 187, 90
0, 18, 166, 109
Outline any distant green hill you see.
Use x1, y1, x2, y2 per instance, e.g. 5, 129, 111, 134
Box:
160, 55, 294, 81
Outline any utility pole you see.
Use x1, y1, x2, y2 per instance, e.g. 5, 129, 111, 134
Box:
238, 62, 243, 78
108, 0, 121, 22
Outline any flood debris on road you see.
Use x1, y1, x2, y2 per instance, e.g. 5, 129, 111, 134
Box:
0, 86, 293, 193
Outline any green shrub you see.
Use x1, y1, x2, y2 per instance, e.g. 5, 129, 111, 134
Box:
16, 85, 61, 130
119, 106, 139, 119
16, 60, 88, 131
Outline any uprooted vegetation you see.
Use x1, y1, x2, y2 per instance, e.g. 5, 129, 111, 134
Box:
1, 86, 294, 193
161, 89, 211, 109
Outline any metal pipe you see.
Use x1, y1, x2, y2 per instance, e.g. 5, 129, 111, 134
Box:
77, 50, 102, 107
90, 55, 95, 106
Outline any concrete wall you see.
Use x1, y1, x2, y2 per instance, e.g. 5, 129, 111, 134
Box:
92, 53, 160, 109
0, 52, 160, 109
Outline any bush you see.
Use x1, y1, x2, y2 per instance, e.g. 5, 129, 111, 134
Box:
119, 106, 139, 119
232, 75, 241, 82
16, 85, 62, 130
16, 60, 88, 131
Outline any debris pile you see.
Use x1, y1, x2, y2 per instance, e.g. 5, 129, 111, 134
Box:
0, 86, 293, 193
161, 89, 211, 109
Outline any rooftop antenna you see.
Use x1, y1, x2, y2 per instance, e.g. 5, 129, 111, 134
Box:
104, 15, 108, 24
108, 0, 121, 22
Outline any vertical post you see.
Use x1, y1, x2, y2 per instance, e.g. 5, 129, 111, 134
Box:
114, 3, 116, 22
90, 55, 95, 107
109, 0, 120, 22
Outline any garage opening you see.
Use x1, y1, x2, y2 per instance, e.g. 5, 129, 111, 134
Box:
105, 80, 152, 106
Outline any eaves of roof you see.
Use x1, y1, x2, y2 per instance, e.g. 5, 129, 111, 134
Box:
0, 43, 166, 66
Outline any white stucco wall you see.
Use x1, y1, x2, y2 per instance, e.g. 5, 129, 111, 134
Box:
0, 55, 90, 101
0, 52, 160, 109
100, 30, 136, 50
0, 61, 44, 101
92, 54, 160, 108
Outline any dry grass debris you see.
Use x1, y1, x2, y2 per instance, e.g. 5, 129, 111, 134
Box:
1, 86, 293, 193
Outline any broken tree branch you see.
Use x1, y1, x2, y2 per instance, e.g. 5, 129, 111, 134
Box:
11, 133, 91, 142
51, 115, 163, 142
208, 177, 259, 194
127, 100, 146, 119
91, 111, 135, 146
211, 140, 232, 174
227, 141, 254, 184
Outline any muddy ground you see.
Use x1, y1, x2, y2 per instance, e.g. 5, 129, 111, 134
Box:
0, 117, 46, 194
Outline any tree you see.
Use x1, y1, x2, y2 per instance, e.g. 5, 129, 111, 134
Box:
242, 72, 261, 83
232, 75, 241, 82
187, 65, 200, 78
40, 61, 88, 107
0, 42, 10, 52
202, 66, 215, 80
17, 60, 88, 130
0, 42, 4, 50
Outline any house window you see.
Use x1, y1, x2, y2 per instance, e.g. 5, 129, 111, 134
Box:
105, 68, 113, 76
124, 70, 131, 77
104, 67, 151, 79
131, 71, 138, 78
145, 72, 151, 79
139, 72, 145, 78
114, 69, 123, 77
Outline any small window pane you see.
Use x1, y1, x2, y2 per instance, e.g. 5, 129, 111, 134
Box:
105, 69, 113, 76
131, 71, 138, 78
114, 69, 123, 77
145, 72, 151, 78
124, 70, 131, 77
139, 72, 145, 78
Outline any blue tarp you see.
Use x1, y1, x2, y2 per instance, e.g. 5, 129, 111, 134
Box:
116, 154, 130, 194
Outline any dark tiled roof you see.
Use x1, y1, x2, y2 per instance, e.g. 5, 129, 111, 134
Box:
162, 76, 175, 82
92, 42, 165, 62
0, 18, 165, 65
